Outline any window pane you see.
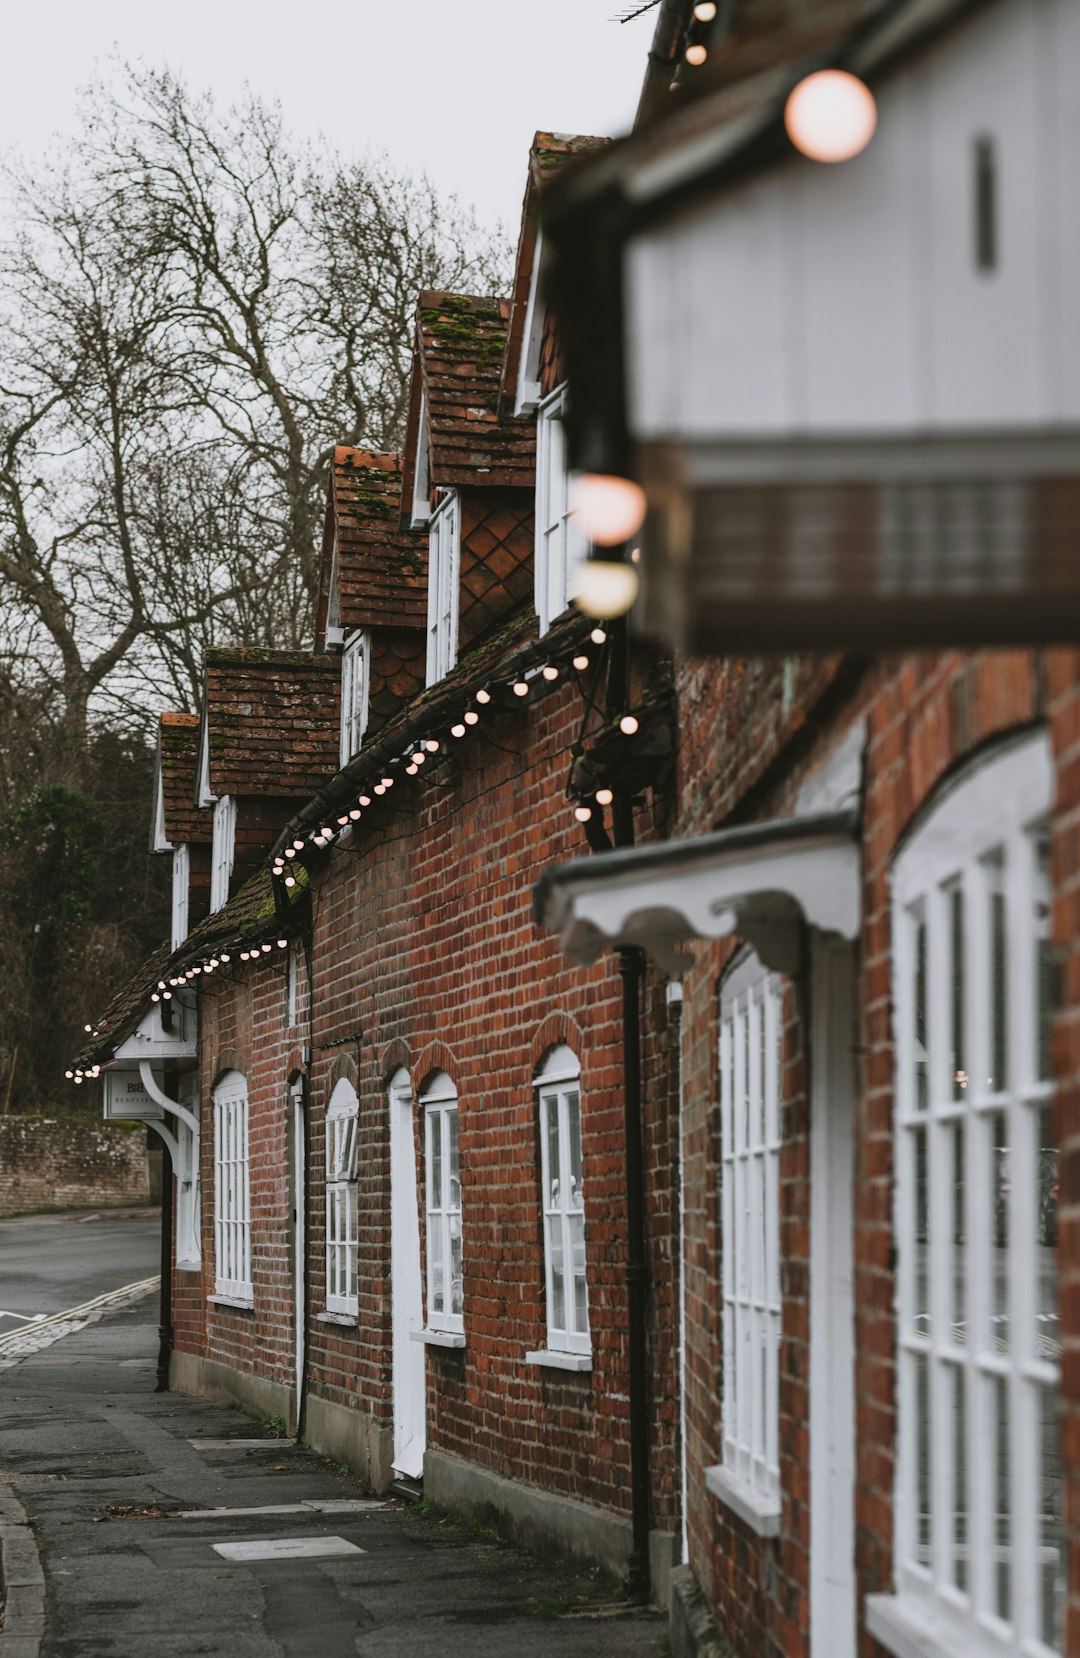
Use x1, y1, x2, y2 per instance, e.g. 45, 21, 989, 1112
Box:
566, 1090, 582, 1199
989, 1110, 1008, 1344
990, 1371, 1011, 1622
548, 1211, 565, 1331
949, 884, 967, 1100
1037, 1101, 1059, 1344
447, 1108, 460, 1211
911, 1124, 930, 1340
546, 1096, 561, 1210
429, 1110, 442, 1212
914, 909, 929, 1113
946, 1120, 965, 1337
915, 1349, 931, 1566
948, 1361, 968, 1593
1034, 827, 1052, 1083
1039, 1382, 1064, 1649
987, 853, 1007, 1091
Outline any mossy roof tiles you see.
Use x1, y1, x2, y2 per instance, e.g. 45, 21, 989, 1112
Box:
320, 448, 427, 635
203, 649, 340, 799
158, 713, 212, 846
412, 292, 536, 492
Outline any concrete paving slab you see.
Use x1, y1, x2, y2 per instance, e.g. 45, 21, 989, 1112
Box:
211, 1535, 366, 1561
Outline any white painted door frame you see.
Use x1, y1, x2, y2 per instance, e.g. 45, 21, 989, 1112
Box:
290, 1079, 306, 1435
389, 1070, 426, 1479
809, 933, 857, 1658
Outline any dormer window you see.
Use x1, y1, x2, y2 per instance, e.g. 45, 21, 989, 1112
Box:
171, 845, 190, 949
339, 631, 370, 765
210, 795, 236, 912
535, 385, 587, 635
427, 490, 460, 686
411, 394, 431, 528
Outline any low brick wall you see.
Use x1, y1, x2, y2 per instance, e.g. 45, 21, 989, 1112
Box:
0, 1117, 150, 1217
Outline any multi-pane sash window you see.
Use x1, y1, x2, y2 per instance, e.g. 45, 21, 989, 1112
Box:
325, 1079, 359, 1316
339, 631, 370, 765
171, 843, 190, 949
426, 492, 460, 686
892, 733, 1062, 1655
423, 1074, 462, 1333
535, 386, 587, 635
719, 959, 782, 1514
210, 794, 236, 912
537, 1046, 589, 1354
213, 1073, 251, 1302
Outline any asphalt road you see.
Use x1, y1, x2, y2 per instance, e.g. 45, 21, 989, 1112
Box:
0, 1208, 160, 1334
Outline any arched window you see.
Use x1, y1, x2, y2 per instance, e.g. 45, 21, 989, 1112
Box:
324, 1078, 359, 1316
212, 1070, 251, 1303
420, 1072, 462, 1334
535, 1046, 589, 1357
884, 730, 1061, 1655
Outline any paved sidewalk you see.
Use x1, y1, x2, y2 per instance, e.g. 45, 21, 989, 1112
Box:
0, 1301, 668, 1657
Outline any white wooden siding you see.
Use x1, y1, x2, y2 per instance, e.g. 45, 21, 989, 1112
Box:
626, 0, 1080, 440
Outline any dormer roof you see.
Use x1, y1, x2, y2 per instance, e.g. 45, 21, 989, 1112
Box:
501, 132, 610, 417
200, 649, 340, 801
315, 448, 427, 643
400, 293, 535, 514
154, 713, 212, 850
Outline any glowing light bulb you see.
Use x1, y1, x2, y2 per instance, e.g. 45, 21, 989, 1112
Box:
261, 943, 272, 954
572, 654, 590, 672
285, 877, 296, 888
630, 545, 641, 563
292, 839, 304, 851
285, 847, 296, 858
693, 0, 717, 18
685, 42, 707, 65
381, 776, 394, 789
374, 784, 386, 795
406, 764, 418, 775
572, 559, 640, 619
475, 688, 492, 706
464, 710, 479, 725
84, 1023, 93, 1033
337, 815, 350, 826
542, 664, 559, 681
74, 1074, 83, 1084
65, 1069, 74, 1078
425, 739, 440, 752
162, 991, 172, 1001
571, 473, 647, 546
590, 627, 607, 645
451, 723, 466, 738
596, 788, 614, 807
513, 680, 529, 697
574, 805, 593, 823
349, 808, 362, 820
411, 752, 425, 766
240, 951, 251, 960
151, 992, 161, 1002
359, 794, 371, 807
620, 714, 640, 735
220, 954, 230, 964
784, 70, 877, 163
277, 938, 288, 949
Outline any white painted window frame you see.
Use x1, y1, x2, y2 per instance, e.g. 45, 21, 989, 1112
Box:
535, 384, 587, 635
422, 1073, 463, 1335
514, 231, 544, 416
411, 392, 431, 527
535, 1047, 590, 1357
325, 1078, 359, 1317
710, 957, 782, 1531
286, 943, 299, 1029
339, 630, 370, 766
152, 762, 172, 853
170, 844, 190, 951
209, 795, 236, 913
883, 731, 1061, 1658
213, 1072, 251, 1303
175, 1072, 201, 1271
426, 491, 460, 686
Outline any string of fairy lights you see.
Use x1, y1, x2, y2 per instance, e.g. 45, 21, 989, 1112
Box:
269, 620, 642, 883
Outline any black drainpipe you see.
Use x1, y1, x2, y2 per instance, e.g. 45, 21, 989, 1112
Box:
608, 613, 651, 1600
155, 1064, 175, 1392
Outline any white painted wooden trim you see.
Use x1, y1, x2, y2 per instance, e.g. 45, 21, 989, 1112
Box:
207, 1293, 254, 1311
411, 1328, 466, 1349
210, 795, 236, 913
705, 1463, 781, 1538
411, 393, 431, 527
425, 491, 460, 686
339, 631, 370, 766
809, 934, 857, 1658
514, 231, 545, 416
389, 1068, 427, 1479
171, 845, 190, 950
152, 762, 173, 852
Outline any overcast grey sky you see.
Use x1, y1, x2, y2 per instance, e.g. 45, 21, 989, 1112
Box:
0, 1, 654, 231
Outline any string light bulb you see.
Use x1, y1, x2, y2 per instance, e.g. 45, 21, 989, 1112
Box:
685, 42, 707, 65
784, 70, 877, 163
425, 739, 440, 752
620, 714, 640, 735
284, 876, 296, 888
464, 710, 479, 725
277, 938, 288, 948
570, 473, 647, 546
572, 654, 590, 672
349, 808, 362, 820
596, 787, 614, 807
513, 680, 529, 697
336, 814, 350, 826
475, 688, 492, 706
374, 783, 386, 795
451, 722, 466, 738
542, 664, 559, 681
411, 752, 426, 766
574, 805, 593, 823
573, 559, 640, 619
405, 763, 418, 776
590, 627, 607, 645
220, 953, 230, 964
693, 0, 717, 17
292, 839, 304, 851
285, 847, 296, 858
358, 794, 372, 807
261, 943, 272, 954
320, 827, 333, 838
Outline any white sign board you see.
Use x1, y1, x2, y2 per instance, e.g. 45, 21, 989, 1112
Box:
103, 1069, 164, 1122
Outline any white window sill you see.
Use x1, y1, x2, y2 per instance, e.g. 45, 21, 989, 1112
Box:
865, 1594, 1006, 1658
705, 1464, 780, 1538
524, 1349, 593, 1373
176, 1258, 202, 1273
316, 1310, 357, 1327
207, 1292, 254, 1311
410, 1327, 465, 1348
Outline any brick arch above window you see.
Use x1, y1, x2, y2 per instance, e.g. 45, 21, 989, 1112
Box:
530, 1013, 586, 1079
891, 718, 1047, 869
325, 1052, 359, 1094
414, 1039, 461, 1100
210, 1048, 249, 1089
378, 1038, 412, 1089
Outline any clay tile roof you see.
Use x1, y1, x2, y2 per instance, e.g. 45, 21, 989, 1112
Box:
203, 649, 340, 800
158, 713, 212, 846
319, 448, 427, 636
410, 293, 536, 494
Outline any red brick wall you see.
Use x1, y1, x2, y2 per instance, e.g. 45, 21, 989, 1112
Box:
0, 1118, 150, 1217
673, 646, 1076, 1656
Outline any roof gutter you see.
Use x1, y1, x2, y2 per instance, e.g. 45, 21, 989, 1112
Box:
633, 0, 694, 129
